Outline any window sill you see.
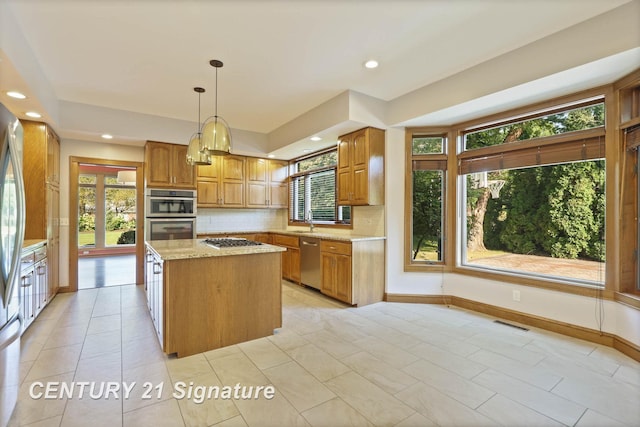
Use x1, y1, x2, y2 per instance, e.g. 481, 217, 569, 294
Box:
615, 292, 640, 310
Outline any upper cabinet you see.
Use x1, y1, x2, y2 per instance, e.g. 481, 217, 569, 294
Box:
337, 127, 385, 206
246, 158, 288, 208
145, 141, 196, 189
197, 155, 246, 208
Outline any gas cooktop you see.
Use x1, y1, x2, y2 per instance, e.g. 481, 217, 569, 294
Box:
203, 238, 263, 249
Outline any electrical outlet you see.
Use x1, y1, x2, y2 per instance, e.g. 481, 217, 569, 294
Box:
512, 290, 521, 302
60, 217, 69, 226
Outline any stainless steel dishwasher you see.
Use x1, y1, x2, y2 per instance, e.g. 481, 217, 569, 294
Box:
300, 237, 321, 290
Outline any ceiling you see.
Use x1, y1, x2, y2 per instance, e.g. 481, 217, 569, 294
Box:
1, 0, 638, 159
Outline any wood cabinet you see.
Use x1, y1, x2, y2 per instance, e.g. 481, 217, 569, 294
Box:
337, 127, 385, 206
246, 158, 288, 208
197, 155, 245, 207
320, 240, 352, 303
22, 120, 59, 298
272, 234, 300, 283
145, 141, 196, 189
19, 243, 48, 334
145, 247, 164, 346
320, 239, 385, 306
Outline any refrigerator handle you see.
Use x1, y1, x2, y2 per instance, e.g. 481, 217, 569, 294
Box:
2, 122, 25, 309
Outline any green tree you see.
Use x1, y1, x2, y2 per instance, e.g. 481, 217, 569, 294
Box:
412, 170, 443, 259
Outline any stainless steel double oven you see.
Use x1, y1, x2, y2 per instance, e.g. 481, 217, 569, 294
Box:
145, 188, 197, 241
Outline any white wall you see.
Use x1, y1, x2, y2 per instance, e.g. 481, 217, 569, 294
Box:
383, 126, 640, 348
58, 139, 145, 288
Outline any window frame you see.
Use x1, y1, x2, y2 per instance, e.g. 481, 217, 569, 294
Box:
287, 147, 352, 229
405, 129, 449, 271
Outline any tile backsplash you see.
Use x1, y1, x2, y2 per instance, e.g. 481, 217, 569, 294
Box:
196, 205, 385, 236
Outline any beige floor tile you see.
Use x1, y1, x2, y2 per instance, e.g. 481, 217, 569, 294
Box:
465, 333, 544, 365
42, 325, 88, 350
79, 329, 122, 360
233, 389, 310, 427
19, 414, 63, 427
121, 335, 167, 371
263, 361, 334, 412
268, 329, 310, 352
402, 358, 494, 409
123, 398, 184, 427
473, 369, 586, 426
301, 397, 375, 427
122, 361, 173, 413
528, 341, 619, 376
393, 412, 437, 427
238, 338, 291, 370
166, 353, 215, 383
25, 344, 83, 382
551, 375, 640, 425
60, 397, 122, 427
574, 409, 628, 427
352, 336, 419, 368
341, 351, 418, 394
477, 394, 564, 426
209, 351, 269, 387
613, 363, 640, 387
203, 345, 242, 361
86, 314, 121, 335
468, 349, 561, 390
212, 415, 248, 427
396, 382, 495, 426
300, 330, 360, 359
325, 372, 414, 426
285, 343, 351, 382
175, 372, 240, 427
73, 350, 121, 383
11, 372, 73, 426
408, 341, 487, 379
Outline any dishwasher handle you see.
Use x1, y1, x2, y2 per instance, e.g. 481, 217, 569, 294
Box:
301, 240, 318, 246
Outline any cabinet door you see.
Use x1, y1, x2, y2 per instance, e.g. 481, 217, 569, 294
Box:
337, 169, 352, 204
35, 260, 48, 312
222, 182, 244, 207
197, 157, 221, 180
47, 129, 60, 186
172, 145, 196, 188
337, 136, 352, 171
352, 168, 369, 205
281, 250, 291, 281
320, 253, 336, 297
269, 183, 288, 208
146, 143, 173, 187
334, 254, 352, 303
246, 158, 268, 183
222, 156, 245, 181
351, 130, 368, 169
155, 262, 164, 346
247, 182, 268, 207
197, 181, 220, 207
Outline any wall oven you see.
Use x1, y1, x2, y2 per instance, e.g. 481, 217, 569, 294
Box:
145, 189, 197, 241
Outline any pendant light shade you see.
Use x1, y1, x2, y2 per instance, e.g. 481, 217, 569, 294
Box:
186, 87, 211, 165
200, 59, 232, 156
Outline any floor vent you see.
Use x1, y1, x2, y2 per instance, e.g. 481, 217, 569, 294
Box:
494, 320, 529, 331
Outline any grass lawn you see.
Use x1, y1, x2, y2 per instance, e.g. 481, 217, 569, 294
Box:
78, 230, 131, 246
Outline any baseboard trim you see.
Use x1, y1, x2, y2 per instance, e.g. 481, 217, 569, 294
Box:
385, 293, 640, 362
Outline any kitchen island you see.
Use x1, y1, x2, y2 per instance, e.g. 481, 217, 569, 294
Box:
145, 239, 285, 358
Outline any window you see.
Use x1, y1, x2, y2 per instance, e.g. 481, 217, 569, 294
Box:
289, 150, 351, 225
460, 100, 606, 286
406, 133, 447, 267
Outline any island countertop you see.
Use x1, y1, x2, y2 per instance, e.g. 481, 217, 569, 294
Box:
146, 238, 286, 261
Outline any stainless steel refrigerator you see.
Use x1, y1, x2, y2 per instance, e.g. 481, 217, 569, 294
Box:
0, 102, 25, 427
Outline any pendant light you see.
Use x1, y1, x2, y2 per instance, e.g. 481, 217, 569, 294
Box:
186, 87, 211, 165
200, 59, 232, 156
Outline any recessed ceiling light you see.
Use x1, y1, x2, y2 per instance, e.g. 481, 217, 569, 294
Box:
101, 134, 113, 140
267, 154, 275, 158
303, 149, 312, 153
364, 60, 379, 69
25, 111, 41, 118
7, 91, 26, 99
310, 136, 322, 142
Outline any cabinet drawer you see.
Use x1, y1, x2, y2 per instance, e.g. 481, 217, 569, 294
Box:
272, 234, 300, 248
21, 251, 35, 268
34, 246, 47, 262
320, 240, 351, 256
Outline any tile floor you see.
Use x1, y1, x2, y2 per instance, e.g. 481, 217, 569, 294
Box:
8, 282, 640, 427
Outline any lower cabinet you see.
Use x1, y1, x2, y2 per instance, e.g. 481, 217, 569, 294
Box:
145, 247, 164, 347
320, 239, 385, 306
20, 243, 48, 333
272, 234, 300, 283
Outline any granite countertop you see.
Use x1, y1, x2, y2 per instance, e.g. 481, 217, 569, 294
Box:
198, 230, 386, 242
146, 239, 286, 261
23, 239, 46, 251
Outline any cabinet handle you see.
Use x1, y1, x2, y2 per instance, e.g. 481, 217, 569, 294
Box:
153, 262, 162, 274
37, 266, 46, 275
21, 276, 32, 287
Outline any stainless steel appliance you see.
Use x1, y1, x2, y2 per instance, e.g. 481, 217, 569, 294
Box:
0, 103, 25, 427
145, 189, 197, 241
145, 188, 196, 217
300, 237, 321, 290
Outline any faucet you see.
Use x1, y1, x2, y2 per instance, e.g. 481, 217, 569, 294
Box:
307, 209, 314, 232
